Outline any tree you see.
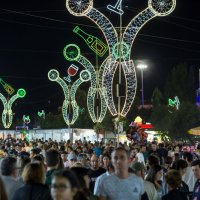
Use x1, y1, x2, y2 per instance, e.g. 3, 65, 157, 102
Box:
151, 87, 164, 108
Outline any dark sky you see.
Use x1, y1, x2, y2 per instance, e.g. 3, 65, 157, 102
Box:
0, 0, 199, 118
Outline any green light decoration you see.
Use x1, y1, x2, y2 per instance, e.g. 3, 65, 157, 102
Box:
38, 110, 45, 119
168, 96, 180, 113
0, 88, 26, 128
73, 26, 108, 57
48, 68, 92, 126
63, 44, 107, 123
66, 0, 176, 117
0, 78, 15, 95
23, 115, 31, 125
63, 44, 80, 61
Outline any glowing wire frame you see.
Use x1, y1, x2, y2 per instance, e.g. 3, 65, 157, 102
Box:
107, 0, 124, 15
66, 0, 176, 117
0, 88, 26, 128
23, 115, 31, 124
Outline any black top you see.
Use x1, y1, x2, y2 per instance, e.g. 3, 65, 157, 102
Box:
12, 183, 52, 200
162, 189, 188, 200
89, 167, 106, 193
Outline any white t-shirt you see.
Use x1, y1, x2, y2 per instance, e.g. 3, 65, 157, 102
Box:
97, 173, 144, 200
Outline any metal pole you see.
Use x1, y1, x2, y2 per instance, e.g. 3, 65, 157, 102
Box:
141, 69, 144, 107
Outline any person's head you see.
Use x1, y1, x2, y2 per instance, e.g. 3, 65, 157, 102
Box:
71, 167, 91, 190
151, 142, 157, 151
130, 162, 145, 179
46, 149, 60, 168
77, 153, 88, 167
111, 147, 129, 173
102, 153, 111, 168
164, 156, 173, 166
90, 154, 99, 170
182, 152, 193, 163
22, 162, 45, 184
61, 153, 67, 162
192, 160, 200, 180
140, 145, 146, 152
147, 155, 159, 167
32, 154, 44, 163
30, 148, 41, 159
146, 165, 163, 183
1, 157, 17, 177
172, 159, 188, 176
174, 145, 180, 153
51, 169, 80, 200
165, 169, 182, 191
67, 153, 77, 168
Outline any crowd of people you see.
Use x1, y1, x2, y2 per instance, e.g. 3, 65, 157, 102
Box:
0, 134, 200, 200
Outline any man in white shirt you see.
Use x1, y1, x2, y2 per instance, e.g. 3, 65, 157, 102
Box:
97, 147, 144, 200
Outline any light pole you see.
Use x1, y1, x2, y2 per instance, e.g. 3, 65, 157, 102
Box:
137, 64, 148, 107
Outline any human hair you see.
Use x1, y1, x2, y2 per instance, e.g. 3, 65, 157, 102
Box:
164, 156, 173, 165
1, 157, 17, 176
32, 154, 44, 163
52, 169, 80, 189
146, 165, 162, 184
147, 155, 159, 167
17, 156, 31, 176
192, 160, 200, 168
183, 152, 193, 162
112, 147, 129, 158
0, 177, 8, 200
165, 169, 182, 189
171, 159, 188, 170
31, 148, 41, 155
102, 153, 111, 160
45, 149, 59, 167
22, 162, 45, 184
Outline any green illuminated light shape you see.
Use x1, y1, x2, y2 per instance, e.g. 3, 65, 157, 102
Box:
168, 96, 180, 110
38, 110, 45, 119
63, 44, 107, 123
48, 68, 91, 126
0, 78, 15, 95
0, 88, 26, 128
23, 115, 31, 124
66, 0, 176, 117
73, 26, 108, 57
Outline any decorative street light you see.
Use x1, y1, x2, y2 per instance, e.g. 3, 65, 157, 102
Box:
137, 63, 148, 107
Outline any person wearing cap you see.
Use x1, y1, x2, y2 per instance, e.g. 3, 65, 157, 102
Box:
131, 162, 158, 200
65, 153, 77, 168
77, 153, 90, 168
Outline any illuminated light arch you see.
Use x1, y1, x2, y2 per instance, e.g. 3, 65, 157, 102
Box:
66, 0, 176, 117
63, 44, 107, 123
0, 88, 26, 128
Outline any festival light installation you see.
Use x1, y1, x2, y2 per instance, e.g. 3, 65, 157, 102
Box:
38, 110, 45, 119
0, 88, 26, 128
66, 0, 176, 117
168, 96, 180, 113
0, 78, 15, 95
23, 115, 31, 125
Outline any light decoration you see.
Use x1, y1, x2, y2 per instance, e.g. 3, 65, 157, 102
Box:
0, 78, 15, 95
38, 110, 45, 119
0, 88, 26, 128
107, 0, 124, 15
66, 0, 176, 117
168, 96, 180, 113
63, 44, 107, 123
23, 115, 31, 125
73, 26, 108, 57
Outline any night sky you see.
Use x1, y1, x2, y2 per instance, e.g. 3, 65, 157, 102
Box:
0, 0, 199, 118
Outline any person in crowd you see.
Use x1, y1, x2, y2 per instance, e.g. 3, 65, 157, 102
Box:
100, 153, 111, 170
131, 162, 158, 200
45, 149, 60, 186
71, 167, 97, 200
136, 146, 146, 166
94, 162, 114, 196
51, 169, 87, 200
89, 154, 106, 193
30, 147, 41, 159
96, 147, 144, 200
182, 152, 196, 194
0, 176, 8, 200
149, 142, 162, 164
171, 159, 189, 199
1, 157, 23, 200
93, 142, 102, 157
65, 153, 77, 168
191, 160, 200, 200
77, 153, 90, 168
162, 169, 187, 200
162, 156, 173, 174
12, 162, 52, 200
147, 155, 159, 170
145, 164, 163, 200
